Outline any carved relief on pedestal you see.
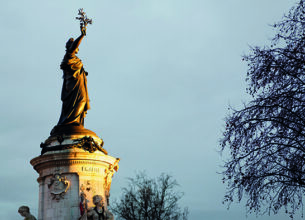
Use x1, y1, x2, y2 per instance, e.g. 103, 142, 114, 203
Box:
48, 173, 70, 201
80, 180, 94, 193
103, 158, 120, 204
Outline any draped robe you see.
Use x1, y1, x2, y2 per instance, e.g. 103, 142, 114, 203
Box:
57, 52, 90, 126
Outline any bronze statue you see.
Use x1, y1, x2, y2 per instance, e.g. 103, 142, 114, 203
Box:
18, 206, 37, 220
79, 192, 89, 220
87, 195, 114, 220
51, 9, 93, 135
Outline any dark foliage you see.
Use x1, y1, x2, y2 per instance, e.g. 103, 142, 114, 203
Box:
221, 1, 305, 218
111, 173, 188, 220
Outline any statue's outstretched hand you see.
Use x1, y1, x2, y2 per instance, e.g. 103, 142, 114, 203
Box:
81, 26, 87, 36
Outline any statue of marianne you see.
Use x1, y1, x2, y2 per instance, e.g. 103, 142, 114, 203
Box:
57, 26, 90, 128
50, 9, 93, 136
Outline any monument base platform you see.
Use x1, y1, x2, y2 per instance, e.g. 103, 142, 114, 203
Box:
31, 147, 119, 220
40, 129, 106, 155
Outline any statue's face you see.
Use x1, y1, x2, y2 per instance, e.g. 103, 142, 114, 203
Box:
18, 210, 26, 217
98, 200, 104, 207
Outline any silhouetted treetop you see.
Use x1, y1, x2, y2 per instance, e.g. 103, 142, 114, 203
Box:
112, 173, 188, 220
221, 1, 305, 218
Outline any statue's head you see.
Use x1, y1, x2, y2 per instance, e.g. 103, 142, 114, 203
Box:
18, 206, 30, 217
66, 38, 74, 51
93, 195, 104, 207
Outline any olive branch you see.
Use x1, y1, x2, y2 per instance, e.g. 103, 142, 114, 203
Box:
76, 8, 93, 28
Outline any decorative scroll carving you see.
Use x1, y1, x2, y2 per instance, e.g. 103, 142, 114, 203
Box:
48, 174, 70, 201
104, 158, 120, 204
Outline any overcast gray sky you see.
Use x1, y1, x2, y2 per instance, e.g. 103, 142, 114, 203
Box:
0, 0, 300, 219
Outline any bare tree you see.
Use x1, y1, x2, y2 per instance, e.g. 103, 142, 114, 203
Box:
221, 1, 305, 218
111, 173, 188, 220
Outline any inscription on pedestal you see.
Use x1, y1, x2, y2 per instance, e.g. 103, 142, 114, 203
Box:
82, 166, 100, 173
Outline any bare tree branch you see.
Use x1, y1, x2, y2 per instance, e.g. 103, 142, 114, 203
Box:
221, 1, 305, 218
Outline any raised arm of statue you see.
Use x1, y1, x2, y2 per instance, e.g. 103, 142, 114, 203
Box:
68, 27, 86, 54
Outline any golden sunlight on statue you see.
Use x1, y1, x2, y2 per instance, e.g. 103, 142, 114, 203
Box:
51, 9, 94, 136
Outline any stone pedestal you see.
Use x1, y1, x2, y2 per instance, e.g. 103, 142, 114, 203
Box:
31, 134, 119, 220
